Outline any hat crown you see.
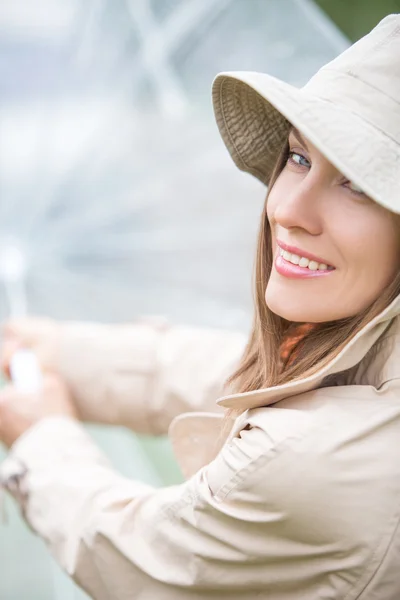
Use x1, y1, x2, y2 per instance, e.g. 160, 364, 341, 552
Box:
303, 15, 400, 144
212, 14, 400, 216
320, 14, 400, 98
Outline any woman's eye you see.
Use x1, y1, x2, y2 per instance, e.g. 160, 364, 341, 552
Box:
287, 151, 310, 169
346, 180, 365, 196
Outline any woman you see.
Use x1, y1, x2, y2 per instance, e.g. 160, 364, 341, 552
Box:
1, 14, 400, 599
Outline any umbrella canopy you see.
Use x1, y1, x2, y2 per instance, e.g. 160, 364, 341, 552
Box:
0, 1, 348, 599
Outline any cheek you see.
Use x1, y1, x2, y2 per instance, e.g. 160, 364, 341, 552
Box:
345, 212, 397, 265
266, 175, 285, 221
370, 217, 400, 282
265, 196, 399, 322
333, 206, 399, 301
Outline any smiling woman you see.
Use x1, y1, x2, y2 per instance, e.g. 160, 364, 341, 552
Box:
1, 13, 400, 600
266, 129, 400, 322
225, 122, 400, 396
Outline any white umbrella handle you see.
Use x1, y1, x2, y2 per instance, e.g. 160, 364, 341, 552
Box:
9, 349, 42, 393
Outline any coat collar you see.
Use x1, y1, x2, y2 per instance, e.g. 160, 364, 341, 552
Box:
216, 294, 400, 411
169, 295, 400, 479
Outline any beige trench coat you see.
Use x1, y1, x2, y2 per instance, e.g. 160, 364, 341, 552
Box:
2, 295, 400, 599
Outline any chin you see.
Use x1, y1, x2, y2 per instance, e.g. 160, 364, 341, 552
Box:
265, 286, 328, 323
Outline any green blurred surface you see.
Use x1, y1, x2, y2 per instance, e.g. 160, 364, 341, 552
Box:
136, 433, 184, 486
315, 0, 400, 41
2, 1, 398, 597
0, 415, 183, 600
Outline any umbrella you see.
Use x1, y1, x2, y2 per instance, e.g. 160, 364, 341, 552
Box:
0, 1, 348, 598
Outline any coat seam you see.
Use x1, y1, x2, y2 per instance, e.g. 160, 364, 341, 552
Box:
214, 451, 272, 501
213, 422, 331, 502
345, 496, 400, 599
376, 376, 400, 391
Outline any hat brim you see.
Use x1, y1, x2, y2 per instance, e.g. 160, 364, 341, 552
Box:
212, 71, 399, 214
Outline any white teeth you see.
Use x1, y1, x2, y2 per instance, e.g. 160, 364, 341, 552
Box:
283, 250, 291, 261
279, 248, 332, 271
298, 256, 309, 268
290, 253, 300, 265
308, 261, 319, 271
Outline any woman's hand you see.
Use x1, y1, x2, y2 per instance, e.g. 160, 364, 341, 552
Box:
1, 317, 62, 377
0, 374, 78, 448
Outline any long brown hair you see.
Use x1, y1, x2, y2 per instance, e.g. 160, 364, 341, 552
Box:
224, 138, 400, 404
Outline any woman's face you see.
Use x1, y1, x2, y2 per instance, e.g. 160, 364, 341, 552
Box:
265, 129, 400, 323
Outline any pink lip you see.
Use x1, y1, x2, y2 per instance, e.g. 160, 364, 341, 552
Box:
275, 255, 335, 279
275, 240, 336, 280
277, 239, 333, 267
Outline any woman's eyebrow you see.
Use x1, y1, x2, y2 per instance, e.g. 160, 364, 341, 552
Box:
290, 128, 309, 150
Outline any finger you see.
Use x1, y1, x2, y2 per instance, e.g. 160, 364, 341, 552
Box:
2, 318, 34, 340
0, 383, 18, 403
0, 339, 24, 378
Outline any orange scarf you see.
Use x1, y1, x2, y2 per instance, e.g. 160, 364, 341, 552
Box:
280, 323, 315, 366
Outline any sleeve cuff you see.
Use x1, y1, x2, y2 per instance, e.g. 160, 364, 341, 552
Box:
7, 416, 111, 469
0, 416, 155, 552
0, 417, 112, 514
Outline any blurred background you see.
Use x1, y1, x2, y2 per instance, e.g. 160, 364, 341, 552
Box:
0, 1, 397, 598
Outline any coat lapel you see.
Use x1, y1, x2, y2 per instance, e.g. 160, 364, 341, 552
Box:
170, 295, 400, 478
168, 412, 227, 479
217, 297, 400, 411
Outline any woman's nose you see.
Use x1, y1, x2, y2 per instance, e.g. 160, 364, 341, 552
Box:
273, 177, 324, 235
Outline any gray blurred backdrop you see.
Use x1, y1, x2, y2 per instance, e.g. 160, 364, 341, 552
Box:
0, 1, 350, 598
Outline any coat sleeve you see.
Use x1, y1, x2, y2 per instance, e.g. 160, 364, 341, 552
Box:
57, 318, 247, 435
0, 414, 362, 600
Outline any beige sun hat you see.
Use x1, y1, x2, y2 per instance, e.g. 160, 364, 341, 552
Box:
212, 14, 400, 214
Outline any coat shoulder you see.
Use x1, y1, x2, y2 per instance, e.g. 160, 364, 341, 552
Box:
233, 385, 400, 549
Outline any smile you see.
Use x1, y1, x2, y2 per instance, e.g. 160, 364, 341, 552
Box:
275, 248, 336, 280
278, 248, 334, 271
